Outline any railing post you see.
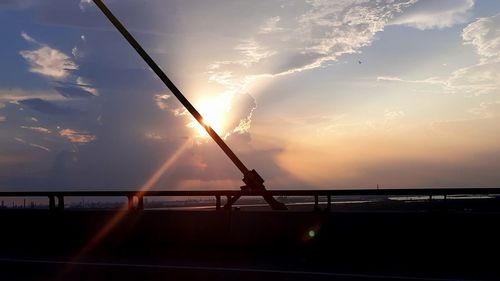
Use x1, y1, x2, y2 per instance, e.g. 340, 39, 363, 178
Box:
48, 196, 56, 210
57, 195, 64, 210
224, 196, 232, 210
215, 195, 221, 210
127, 195, 134, 210
224, 195, 242, 210
314, 195, 319, 211
137, 196, 144, 210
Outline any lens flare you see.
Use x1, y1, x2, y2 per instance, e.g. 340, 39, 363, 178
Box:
70, 140, 191, 264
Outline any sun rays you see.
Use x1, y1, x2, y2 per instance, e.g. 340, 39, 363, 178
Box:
70, 139, 192, 264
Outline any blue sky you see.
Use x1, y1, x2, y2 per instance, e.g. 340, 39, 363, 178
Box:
1, 0, 500, 190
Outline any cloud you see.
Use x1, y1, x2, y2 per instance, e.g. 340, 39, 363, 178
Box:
377, 76, 404, 82
54, 85, 95, 99
18, 98, 71, 115
154, 94, 171, 110
204, 0, 417, 137
75, 77, 98, 96
209, 0, 418, 82
71, 46, 79, 58
462, 13, 500, 59
20, 45, 78, 79
294, 0, 415, 58
20, 32, 39, 44
14, 137, 50, 152
377, 75, 444, 85
144, 132, 164, 141
390, 0, 474, 30
225, 93, 257, 137
384, 110, 405, 121
14, 137, 27, 144
445, 13, 500, 96
71, 35, 87, 59
447, 62, 500, 96
378, 64, 500, 97
0, 88, 63, 104
469, 101, 500, 118
10, 0, 500, 190
20, 126, 52, 134
379, 12, 500, 97
54, 77, 99, 99
258, 16, 283, 34
59, 128, 96, 144
79, 0, 93, 12
29, 143, 50, 152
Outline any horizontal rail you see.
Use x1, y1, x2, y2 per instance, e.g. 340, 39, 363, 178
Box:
1, 188, 499, 197
1, 188, 499, 211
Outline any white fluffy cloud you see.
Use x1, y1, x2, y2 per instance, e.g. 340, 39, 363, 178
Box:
462, 13, 500, 59
20, 40, 78, 79
390, 0, 474, 30
18, 33, 97, 99
154, 94, 171, 110
445, 13, 500, 96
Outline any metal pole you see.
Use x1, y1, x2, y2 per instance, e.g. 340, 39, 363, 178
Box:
91, 0, 286, 209
92, 0, 247, 174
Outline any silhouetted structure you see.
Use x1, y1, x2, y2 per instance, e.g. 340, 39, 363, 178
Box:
92, 0, 286, 210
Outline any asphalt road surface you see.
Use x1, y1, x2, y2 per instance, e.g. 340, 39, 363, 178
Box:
0, 257, 486, 281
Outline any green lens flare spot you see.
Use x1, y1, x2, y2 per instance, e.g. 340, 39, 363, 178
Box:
308, 230, 316, 238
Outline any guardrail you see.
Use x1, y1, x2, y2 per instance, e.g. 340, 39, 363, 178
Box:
0, 188, 499, 211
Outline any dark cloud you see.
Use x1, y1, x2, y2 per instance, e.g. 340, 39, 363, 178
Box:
54, 85, 95, 99
18, 98, 72, 115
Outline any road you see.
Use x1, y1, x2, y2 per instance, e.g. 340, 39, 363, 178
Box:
0, 257, 485, 281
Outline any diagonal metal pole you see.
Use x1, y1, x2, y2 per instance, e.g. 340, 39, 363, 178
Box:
92, 0, 286, 210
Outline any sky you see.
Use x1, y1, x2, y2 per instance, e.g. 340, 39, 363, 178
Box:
1, 0, 500, 191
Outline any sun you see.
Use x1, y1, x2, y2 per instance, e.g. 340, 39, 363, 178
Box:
188, 94, 230, 138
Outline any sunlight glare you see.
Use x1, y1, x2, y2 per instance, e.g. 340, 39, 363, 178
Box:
189, 94, 230, 138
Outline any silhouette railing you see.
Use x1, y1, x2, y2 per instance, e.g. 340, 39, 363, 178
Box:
0, 188, 499, 211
